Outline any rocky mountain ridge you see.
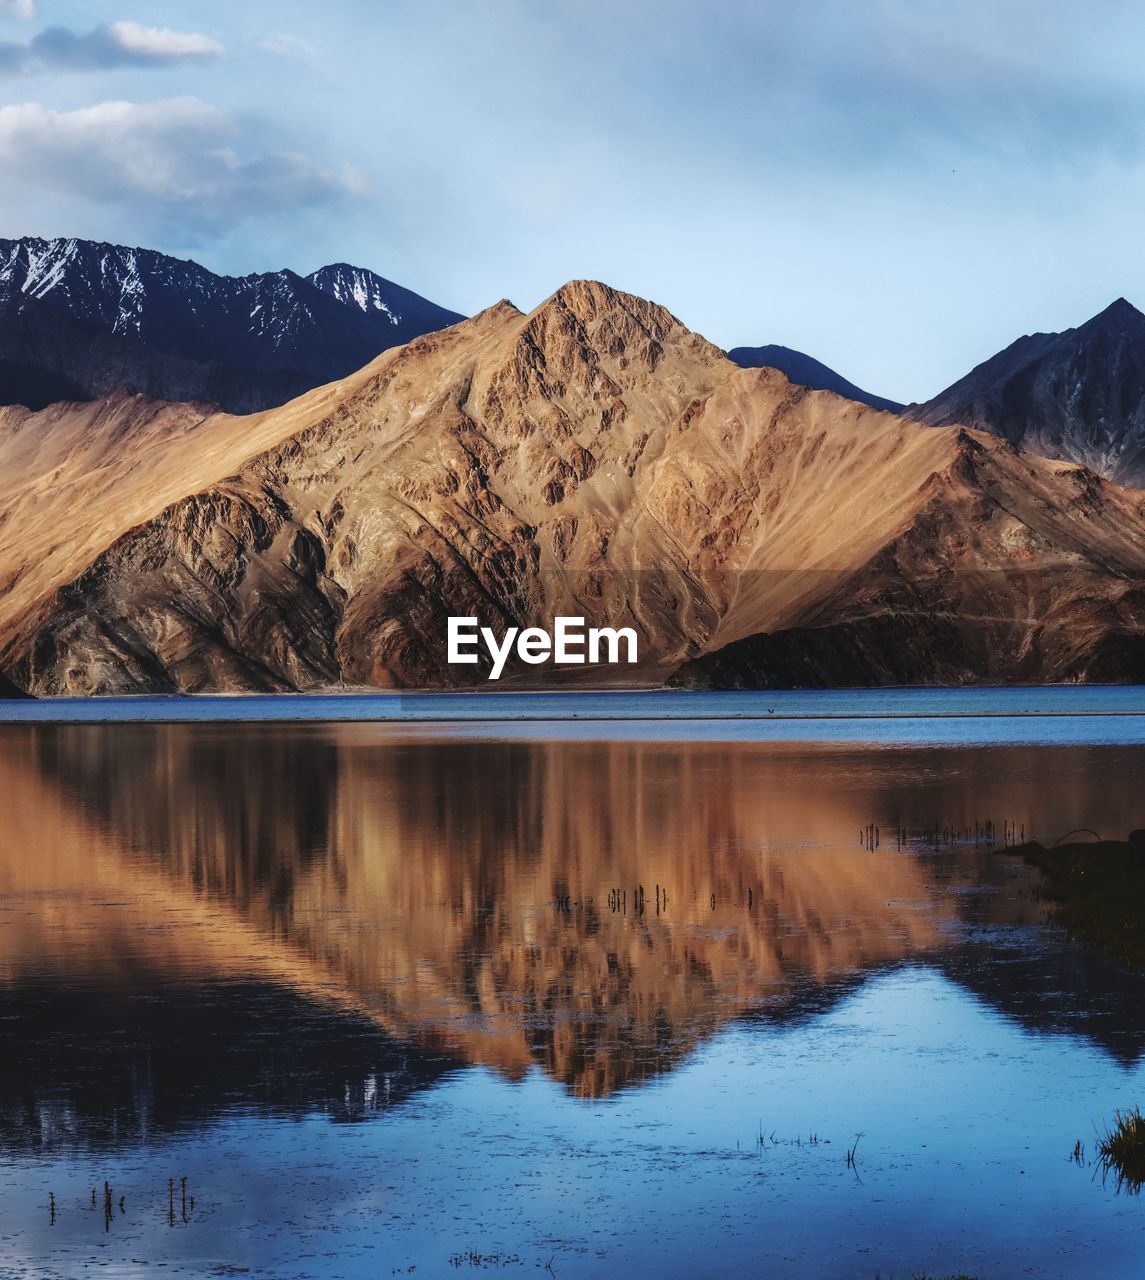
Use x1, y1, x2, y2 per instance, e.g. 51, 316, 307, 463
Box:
908, 298, 1145, 486
0, 236, 463, 413
2, 279, 1144, 694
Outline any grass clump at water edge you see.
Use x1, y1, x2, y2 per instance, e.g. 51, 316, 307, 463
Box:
1096, 1105, 1145, 1194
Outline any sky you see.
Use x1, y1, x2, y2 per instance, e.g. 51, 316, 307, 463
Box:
1, 0, 1144, 401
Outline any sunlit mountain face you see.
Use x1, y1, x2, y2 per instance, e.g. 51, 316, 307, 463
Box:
7, 280, 1145, 698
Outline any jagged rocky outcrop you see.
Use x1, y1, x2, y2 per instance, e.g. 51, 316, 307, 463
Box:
728, 343, 903, 412
908, 298, 1145, 486
0, 237, 463, 413
3, 280, 1145, 694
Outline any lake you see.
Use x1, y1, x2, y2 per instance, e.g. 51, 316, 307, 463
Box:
1, 690, 1144, 1278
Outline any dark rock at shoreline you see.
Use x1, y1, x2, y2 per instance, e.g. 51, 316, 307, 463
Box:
1006, 832, 1145, 967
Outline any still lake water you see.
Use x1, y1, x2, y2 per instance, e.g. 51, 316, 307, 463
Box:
1, 690, 1144, 1278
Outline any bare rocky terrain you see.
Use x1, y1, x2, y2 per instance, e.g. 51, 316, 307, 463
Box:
2, 280, 1145, 693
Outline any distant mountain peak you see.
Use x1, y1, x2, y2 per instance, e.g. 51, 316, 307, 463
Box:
1084, 296, 1145, 330
726, 343, 904, 414
0, 235, 464, 413
908, 296, 1145, 485
308, 263, 401, 322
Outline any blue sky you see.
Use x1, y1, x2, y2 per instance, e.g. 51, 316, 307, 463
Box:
1, 0, 1143, 401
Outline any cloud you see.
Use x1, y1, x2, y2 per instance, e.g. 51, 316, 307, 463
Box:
0, 21, 222, 76
101, 21, 223, 61
452, 0, 1145, 179
0, 98, 367, 231
0, 0, 35, 17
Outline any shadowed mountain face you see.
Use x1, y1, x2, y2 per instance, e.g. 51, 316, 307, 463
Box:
908, 299, 1145, 486
0, 669, 26, 698
727, 343, 904, 413
0, 237, 463, 414
3, 280, 1145, 693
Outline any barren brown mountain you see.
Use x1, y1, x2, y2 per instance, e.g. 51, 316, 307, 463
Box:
2, 280, 1145, 693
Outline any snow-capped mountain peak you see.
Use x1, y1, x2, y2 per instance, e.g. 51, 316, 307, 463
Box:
307, 263, 400, 324
0, 236, 464, 412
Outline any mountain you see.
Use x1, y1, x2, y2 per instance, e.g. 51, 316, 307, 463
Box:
0, 237, 464, 413
0, 668, 26, 697
2, 280, 1145, 694
907, 299, 1145, 486
727, 343, 903, 413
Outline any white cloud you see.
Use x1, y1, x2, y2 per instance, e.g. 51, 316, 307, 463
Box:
106, 21, 223, 61
0, 0, 35, 18
0, 98, 367, 229
0, 22, 223, 76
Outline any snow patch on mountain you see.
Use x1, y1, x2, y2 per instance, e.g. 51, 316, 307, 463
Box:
0, 236, 465, 413
307, 263, 400, 324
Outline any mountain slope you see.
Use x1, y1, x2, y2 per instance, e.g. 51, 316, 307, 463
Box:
0, 354, 398, 645
0, 237, 464, 413
2, 281, 1145, 694
728, 343, 903, 412
0, 668, 26, 697
908, 299, 1145, 486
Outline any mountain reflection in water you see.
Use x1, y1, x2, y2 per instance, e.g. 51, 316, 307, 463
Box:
2, 724, 1145, 1151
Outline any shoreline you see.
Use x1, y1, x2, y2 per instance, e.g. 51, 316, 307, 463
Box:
3, 686, 1145, 736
